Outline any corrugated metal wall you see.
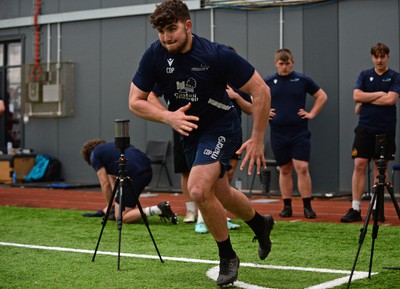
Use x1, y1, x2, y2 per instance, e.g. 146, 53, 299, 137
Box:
0, 0, 399, 194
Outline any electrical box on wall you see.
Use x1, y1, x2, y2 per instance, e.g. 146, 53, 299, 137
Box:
27, 82, 42, 102
22, 62, 75, 118
42, 84, 62, 102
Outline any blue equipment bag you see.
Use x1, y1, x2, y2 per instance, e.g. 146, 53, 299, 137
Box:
25, 154, 62, 182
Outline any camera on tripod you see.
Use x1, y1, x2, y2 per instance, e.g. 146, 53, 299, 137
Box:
375, 134, 387, 171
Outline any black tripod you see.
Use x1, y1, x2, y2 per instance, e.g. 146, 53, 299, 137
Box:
92, 119, 163, 270
347, 157, 400, 288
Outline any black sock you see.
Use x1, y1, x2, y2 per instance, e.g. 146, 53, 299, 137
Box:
216, 236, 236, 259
283, 198, 292, 207
246, 212, 265, 238
302, 197, 312, 210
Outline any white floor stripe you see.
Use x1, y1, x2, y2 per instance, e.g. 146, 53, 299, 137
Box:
0, 242, 377, 288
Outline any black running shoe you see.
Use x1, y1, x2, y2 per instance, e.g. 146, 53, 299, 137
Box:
253, 214, 274, 260
304, 207, 316, 219
157, 201, 178, 224
279, 206, 292, 218
216, 255, 240, 286
340, 208, 362, 223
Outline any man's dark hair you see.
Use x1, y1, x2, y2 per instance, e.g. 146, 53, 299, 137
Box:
81, 139, 106, 165
370, 42, 390, 57
150, 0, 190, 29
275, 48, 293, 62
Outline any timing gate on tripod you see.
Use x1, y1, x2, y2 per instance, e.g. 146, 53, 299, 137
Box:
91, 119, 163, 270
347, 134, 400, 288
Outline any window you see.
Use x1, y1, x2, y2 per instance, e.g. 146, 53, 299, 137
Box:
0, 40, 23, 148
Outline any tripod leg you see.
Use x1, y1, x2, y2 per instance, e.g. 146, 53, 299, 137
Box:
381, 184, 400, 271
126, 178, 164, 263
347, 190, 377, 288
117, 180, 126, 271
92, 178, 120, 262
368, 185, 384, 278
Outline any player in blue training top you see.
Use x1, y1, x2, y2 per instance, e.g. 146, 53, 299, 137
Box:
81, 139, 178, 224
341, 43, 400, 223
264, 48, 327, 219
128, 0, 273, 286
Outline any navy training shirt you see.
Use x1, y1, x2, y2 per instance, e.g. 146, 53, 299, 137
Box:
355, 68, 400, 132
132, 34, 255, 141
90, 142, 151, 177
264, 71, 320, 128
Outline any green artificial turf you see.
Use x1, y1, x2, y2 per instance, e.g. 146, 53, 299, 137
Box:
0, 206, 399, 288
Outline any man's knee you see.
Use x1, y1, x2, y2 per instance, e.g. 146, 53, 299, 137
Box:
189, 188, 206, 203
354, 158, 368, 172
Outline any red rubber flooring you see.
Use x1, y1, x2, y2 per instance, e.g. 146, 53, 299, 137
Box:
1, 186, 399, 225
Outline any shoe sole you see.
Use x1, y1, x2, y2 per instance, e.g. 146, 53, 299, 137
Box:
304, 213, 317, 219
340, 217, 362, 223
228, 226, 240, 230
227, 222, 240, 230
184, 219, 196, 223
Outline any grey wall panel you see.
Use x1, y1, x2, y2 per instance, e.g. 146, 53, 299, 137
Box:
304, 2, 339, 194
40, 0, 59, 14
100, 16, 146, 144
58, 20, 102, 182
101, 0, 154, 8
214, 9, 248, 50
192, 9, 211, 40
20, 0, 35, 18
0, 0, 21, 19
59, 0, 101, 13
1, 0, 400, 193
246, 10, 279, 188
248, 9, 280, 77
283, 8, 303, 70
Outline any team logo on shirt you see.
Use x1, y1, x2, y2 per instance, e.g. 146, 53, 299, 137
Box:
290, 77, 300, 82
191, 64, 210, 71
369, 77, 374, 82
273, 79, 278, 84
382, 77, 391, 82
166, 58, 175, 74
174, 78, 199, 102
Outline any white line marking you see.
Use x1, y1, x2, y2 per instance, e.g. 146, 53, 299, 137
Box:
0, 242, 377, 288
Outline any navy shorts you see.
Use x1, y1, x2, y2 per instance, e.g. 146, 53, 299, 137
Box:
173, 130, 190, 174
183, 117, 241, 178
271, 127, 311, 165
352, 126, 396, 160
115, 169, 152, 207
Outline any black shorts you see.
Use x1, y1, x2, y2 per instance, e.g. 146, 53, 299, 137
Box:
270, 127, 311, 166
173, 130, 190, 174
352, 126, 396, 160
